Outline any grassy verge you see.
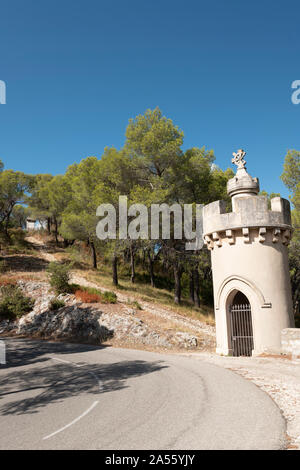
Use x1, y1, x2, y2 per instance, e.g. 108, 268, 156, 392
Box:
78, 267, 215, 325
12, 237, 215, 326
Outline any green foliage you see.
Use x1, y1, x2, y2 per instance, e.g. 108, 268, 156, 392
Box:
26, 108, 234, 305
125, 107, 184, 179
68, 283, 80, 293
281, 150, 300, 195
102, 290, 117, 304
80, 286, 102, 296
68, 283, 118, 304
289, 241, 300, 316
0, 169, 33, 235
0, 285, 35, 319
28, 173, 73, 243
0, 109, 259, 309
9, 229, 32, 253
281, 149, 300, 318
49, 298, 65, 311
127, 299, 142, 310
28, 173, 53, 219
259, 190, 281, 209
47, 261, 72, 294
0, 228, 32, 254
10, 205, 30, 229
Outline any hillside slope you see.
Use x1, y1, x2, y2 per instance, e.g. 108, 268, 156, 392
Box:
0, 235, 216, 353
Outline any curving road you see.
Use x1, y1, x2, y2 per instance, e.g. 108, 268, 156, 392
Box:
0, 338, 286, 450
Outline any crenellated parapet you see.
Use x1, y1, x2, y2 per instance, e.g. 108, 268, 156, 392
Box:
203, 195, 292, 250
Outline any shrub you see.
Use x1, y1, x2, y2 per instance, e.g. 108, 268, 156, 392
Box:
102, 291, 117, 304
68, 283, 80, 293
75, 289, 102, 303
82, 286, 102, 296
0, 285, 35, 319
74, 286, 117, 304
0, 278, 15, 286
49, 298, 65, 311
47, 262, 72, 294
127, 300, 142, 310
6, 229, 32, 254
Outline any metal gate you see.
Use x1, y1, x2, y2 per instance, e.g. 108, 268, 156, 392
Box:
229, 303, 254, 356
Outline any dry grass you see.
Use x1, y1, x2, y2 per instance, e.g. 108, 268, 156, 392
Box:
80, 268, 215, 326
74, 289, 102, 303
17, 236, 215, 326
0, 272, 47, 283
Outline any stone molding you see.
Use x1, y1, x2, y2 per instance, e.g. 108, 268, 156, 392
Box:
203, 226, 292, 250
215, 275, 272, 310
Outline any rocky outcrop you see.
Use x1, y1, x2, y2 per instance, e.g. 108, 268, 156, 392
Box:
0, 280, 200, 349
16, 305, 113, 343
1, 305, 198, 349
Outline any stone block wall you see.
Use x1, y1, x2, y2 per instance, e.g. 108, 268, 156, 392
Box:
281, 328, 300, 356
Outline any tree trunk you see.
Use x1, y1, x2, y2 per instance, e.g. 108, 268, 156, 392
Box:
90, 241, 97, 269
142, 249, 146, 269
174, 265, 182, 305
63, 238, 75, 248
4, 218, 10, 239
189, 271, 194, 303
112, 255, 118, 286
147, 250, 155, 287
130, 243, 135, 283
4, 209, 13, 240
54, 217, 59, 245
47, 217, 51, 234
193, 268, 200, 307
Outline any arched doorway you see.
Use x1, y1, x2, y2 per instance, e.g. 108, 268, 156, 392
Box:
229, 291, 254, 356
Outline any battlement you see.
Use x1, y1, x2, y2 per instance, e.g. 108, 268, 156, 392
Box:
203, 195, 292, 236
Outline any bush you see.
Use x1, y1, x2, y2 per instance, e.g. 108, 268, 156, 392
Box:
0, 285, 35, 319
5, 229, 32, 254
68, 283, 80, 293
74, 286, 117, 304
0, 278, 16, 286
102, 290, 117, 304
82, 286, 102, 296
127, 299, 142, 310
49, 298, 65, 311
47, 262, 72, 294
75, 289, 102, 303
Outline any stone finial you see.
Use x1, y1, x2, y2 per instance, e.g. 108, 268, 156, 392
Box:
232, 149, 246, 169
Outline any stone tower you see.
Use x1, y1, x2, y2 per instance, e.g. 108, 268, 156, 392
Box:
203, 149, 294, 356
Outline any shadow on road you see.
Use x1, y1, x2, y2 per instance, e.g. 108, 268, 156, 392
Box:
1, 338, 105, 368
0, 339, 168, 416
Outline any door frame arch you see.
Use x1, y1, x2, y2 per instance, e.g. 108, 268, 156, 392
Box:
216, 277, 261, 355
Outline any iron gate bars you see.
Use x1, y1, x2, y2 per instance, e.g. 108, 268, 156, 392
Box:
229, 304, 254, 356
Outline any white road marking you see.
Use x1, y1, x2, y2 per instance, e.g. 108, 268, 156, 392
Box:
43, 400, 99, 440
42, 356, 103, 440
50, 357, 74, 365
50, 356, 104, 391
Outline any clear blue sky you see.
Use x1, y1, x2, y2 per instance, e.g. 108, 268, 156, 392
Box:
0, 0, 300, 199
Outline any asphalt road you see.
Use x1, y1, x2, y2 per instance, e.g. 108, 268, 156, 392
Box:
0, 338, 286, 450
